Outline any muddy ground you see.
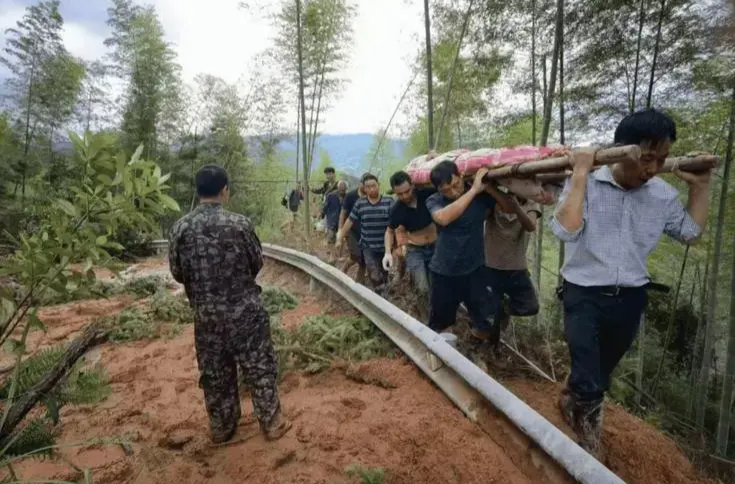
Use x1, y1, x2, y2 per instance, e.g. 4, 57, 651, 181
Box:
9, 255, 720, 484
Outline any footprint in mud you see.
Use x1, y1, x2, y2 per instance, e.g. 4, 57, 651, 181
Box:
334, 397, 367, 423
110, 364, 146, 384
142, 386, 162, 400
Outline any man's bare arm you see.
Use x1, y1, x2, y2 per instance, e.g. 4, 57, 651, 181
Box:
676, 169, 711, 231
431, 168, 488, 226
385, 226, 395, 254
554, 149, 596, 233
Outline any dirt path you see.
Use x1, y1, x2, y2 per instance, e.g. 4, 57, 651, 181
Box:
15, 258, 536, 484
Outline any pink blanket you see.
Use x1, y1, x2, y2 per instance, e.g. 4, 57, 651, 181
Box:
406, 145, 568, 186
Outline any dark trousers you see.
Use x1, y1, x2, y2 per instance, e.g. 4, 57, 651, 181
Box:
485, 268, 540, 344
562, 281, 647, 403
429, 266, 495, 333
362, 247, 387, 291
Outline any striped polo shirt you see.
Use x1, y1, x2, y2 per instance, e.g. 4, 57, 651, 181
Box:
349, 195, 393, 251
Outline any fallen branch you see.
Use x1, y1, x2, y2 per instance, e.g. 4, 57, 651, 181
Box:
0, 321, 107, 442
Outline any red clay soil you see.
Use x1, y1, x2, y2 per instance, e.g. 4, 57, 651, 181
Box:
12, 274, 536, 484
501, 378, 719, 484
8, 256, 721, 484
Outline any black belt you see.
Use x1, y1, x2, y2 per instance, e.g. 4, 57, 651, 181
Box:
560, 281, 670, 298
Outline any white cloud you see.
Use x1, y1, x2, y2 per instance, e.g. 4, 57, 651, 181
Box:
1, 0, 425, 135
147, 0, 424, 135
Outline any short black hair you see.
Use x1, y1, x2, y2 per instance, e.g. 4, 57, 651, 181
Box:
389, 171, 411, 189
614, 108, 677, 146
196, 164, 228, 198
430, 161, 458, 189
324, 167, 336, 174
361, 173, 378, 184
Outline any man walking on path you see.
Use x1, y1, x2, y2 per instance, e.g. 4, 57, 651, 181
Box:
425, 162, 514, 338
281, 182, 303, 233
321, 181, 347, 264
550, 108, 711, 457
383, 170, 436, 321
168, 164, 292, 444
337, 173, 393, 294
484, 192, 552, 351
339, 180, 366, 284
311, 166, 338, 201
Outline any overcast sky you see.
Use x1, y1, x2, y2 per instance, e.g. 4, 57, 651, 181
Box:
0, 0, 427, 135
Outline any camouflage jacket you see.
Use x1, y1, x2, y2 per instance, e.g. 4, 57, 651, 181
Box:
168, 203, 263, 306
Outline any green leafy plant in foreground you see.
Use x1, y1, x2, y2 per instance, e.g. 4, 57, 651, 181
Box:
344, 464, 386, 484
0, 132, 180, 480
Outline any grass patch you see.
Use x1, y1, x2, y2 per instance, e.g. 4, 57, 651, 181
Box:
100, 289, 192, 343
38, 275, 164, 306
273, 315, 398, 374
147, 289, 193, 325
262, 286, 298, 314
344, 464, 386, 484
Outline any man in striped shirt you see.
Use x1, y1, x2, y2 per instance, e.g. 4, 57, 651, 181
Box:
337, 173, 393, 294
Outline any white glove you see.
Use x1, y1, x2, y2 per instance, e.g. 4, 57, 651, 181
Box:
335, 232, 343, 249
382, 253, 394, 271
336, 229, 343, 241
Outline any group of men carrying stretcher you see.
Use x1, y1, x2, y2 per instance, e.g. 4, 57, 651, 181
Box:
169, 108, 713, 460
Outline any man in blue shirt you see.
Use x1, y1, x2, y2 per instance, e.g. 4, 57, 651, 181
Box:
426, 162, 513, 338
550, 109, 711, 457
321, 181, 347, 264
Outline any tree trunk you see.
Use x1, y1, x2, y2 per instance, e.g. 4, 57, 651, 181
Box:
542, 54, 548, 117
689, 255, 710, 419
540, 0, 564, 146
650, 245, 690, 395
714, 80, 735, 455
435, 0, 474, 150
21, 51, 38, 204
531, 0, 537, 146
296, 96, 300, 181
696, 80, 735, 431
424, 0, 435, 151
635, 313, 646, 407
646, 0, 666, 108
295, 0, 311, 235
0, 321, 106, 443
631, 0, 646, 113
533, 208, 544, 326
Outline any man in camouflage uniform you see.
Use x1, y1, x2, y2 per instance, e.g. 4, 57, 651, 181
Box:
169, 164, 292, 444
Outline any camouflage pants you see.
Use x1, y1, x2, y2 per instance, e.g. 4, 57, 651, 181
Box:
194, 301, 281, 436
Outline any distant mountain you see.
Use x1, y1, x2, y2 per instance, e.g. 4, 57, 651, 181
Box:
275, 133, 407, 175
52, 133, 408, 176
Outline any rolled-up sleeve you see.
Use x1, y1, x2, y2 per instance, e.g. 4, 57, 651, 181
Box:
664, 195, 702, 243
548, 179, 585, 243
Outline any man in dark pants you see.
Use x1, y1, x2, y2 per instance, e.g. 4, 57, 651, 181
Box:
168, 165, 292, 444
550, 109, 711, 457
321, 180, 347, 264
425, 162, 513, 338
337, 173, 392, 294
484, 193, 550, 351
383, 170, 436, 321
339, 180, 366, 284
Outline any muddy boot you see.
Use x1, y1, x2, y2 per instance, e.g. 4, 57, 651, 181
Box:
575, 399, 604, 460
558, 385, 575, 427
263, 409, 293, 441
210, 425, 237, 444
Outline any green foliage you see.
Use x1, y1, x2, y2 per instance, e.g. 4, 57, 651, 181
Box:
3, 417, 57, 459
36, 275, 163, 306
262, 286, 299, 315
0, 344, 110, 424
344, 464, 386, 484
102, 307, 156, 343
275, 315, 398, 373
147, 290, 193, 325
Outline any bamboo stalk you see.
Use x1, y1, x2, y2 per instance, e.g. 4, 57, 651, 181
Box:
478, 145, 640, 182
534, 154, 719, 184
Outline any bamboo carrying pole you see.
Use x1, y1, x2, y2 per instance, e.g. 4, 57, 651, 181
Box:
533, 153, 719, 184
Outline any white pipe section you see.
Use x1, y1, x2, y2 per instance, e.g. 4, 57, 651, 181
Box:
262, 243, 627, 484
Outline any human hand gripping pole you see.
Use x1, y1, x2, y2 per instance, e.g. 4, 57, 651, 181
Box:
382, 253, 394, 271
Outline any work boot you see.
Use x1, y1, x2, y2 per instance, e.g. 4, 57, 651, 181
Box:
575, 399, 604, 460
210, 425, 237, 444
263, 409, 293, 441
558, 386, 575, 427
